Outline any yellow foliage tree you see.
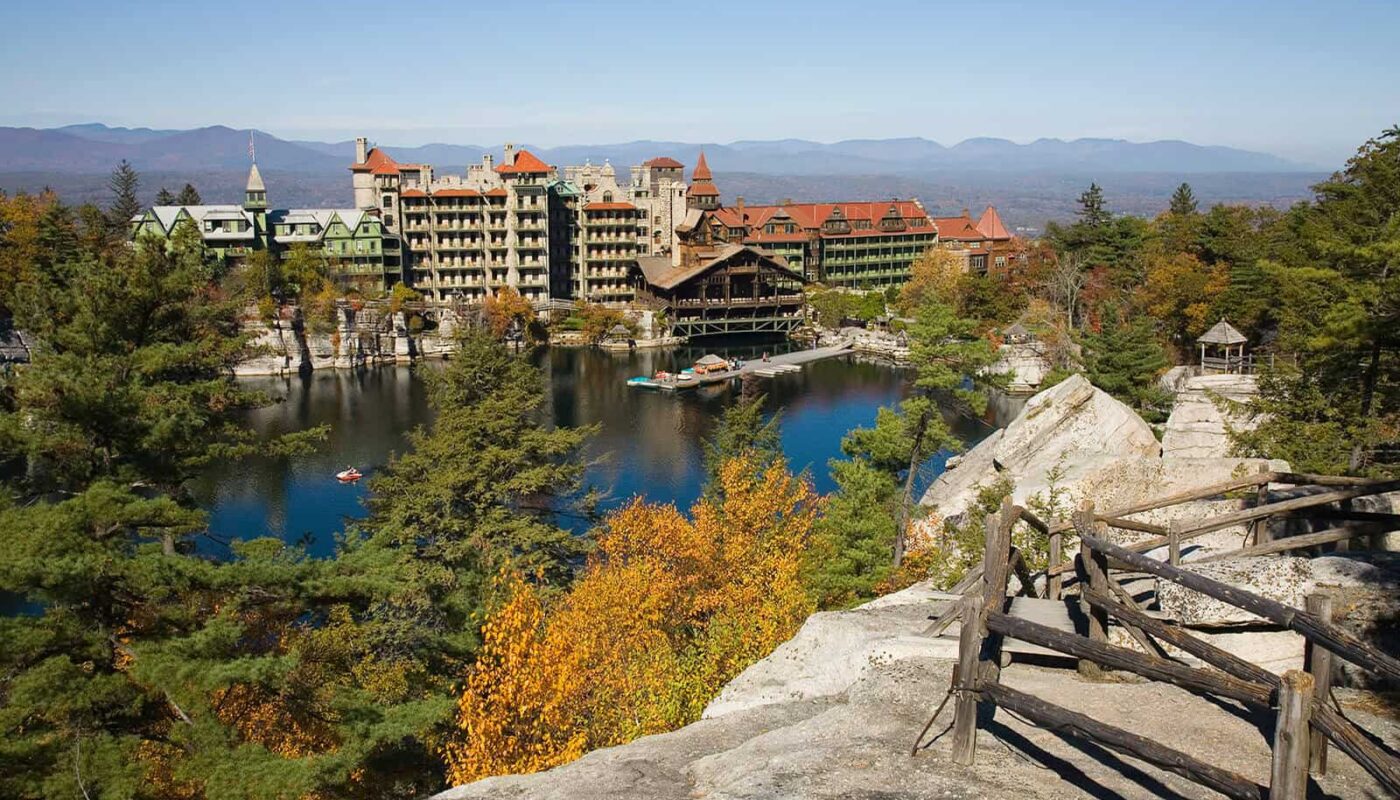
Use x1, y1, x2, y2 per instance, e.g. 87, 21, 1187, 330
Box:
483, 286, 536, 341
897, 246, 967, 316
1137, 250, 1229, 349
446, 456, 818, 785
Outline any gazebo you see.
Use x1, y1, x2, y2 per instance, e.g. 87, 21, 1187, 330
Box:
1003, 321, 1034, 344
605, 323, 632, 342
1197, 319, 1248, 373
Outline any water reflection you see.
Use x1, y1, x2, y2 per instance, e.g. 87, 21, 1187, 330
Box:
192, 341, 1021, 557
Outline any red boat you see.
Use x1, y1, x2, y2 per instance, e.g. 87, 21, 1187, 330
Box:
336, 467, 363, 483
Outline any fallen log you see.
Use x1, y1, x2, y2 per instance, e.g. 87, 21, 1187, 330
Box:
1048, 472, 1279, 534
979, 681, 1266, 800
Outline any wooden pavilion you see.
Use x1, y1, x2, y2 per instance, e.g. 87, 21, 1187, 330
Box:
1198, 319, 1248, 373
634, 244, 807, 338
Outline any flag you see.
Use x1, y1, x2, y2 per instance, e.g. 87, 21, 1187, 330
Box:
248, 131, 256, 162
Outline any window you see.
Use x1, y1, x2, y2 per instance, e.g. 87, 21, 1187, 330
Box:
384, 195, 394, 208
603, 192, 614, 203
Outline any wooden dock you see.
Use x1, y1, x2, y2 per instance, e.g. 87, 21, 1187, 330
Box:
628, 342, 853, 392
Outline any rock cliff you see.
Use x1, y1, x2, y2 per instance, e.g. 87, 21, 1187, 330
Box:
234, 306, 458, 376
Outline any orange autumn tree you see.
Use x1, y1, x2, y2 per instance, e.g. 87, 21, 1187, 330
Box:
897, 246, 966, 316
446, 456, 818, 784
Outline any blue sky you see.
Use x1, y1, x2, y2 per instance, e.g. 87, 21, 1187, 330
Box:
1, 0, 1396, 166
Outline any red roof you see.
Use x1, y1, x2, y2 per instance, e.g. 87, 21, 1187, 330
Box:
584, 202, 637, 211
484, 188, 508, 197
692, 150, 713, 181
435, 189, 482, 198
350, 147, 423, 176
714, 200, 930, 235
689, 182, 720, 196
975, 205, 1011, 240
495, 148, 552, 174
401, 188, 428, 198
644, 156, 684, 168
932, 214, 984, 241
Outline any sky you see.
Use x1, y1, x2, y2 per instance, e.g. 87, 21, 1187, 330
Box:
1, 0, 1396, 167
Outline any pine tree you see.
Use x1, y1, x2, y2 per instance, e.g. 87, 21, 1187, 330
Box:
802, 457, 898, 608
175, 183, 202, 205
1169, 182, 1198, 216
842, 298, 1001, 564
155, 186, 176, 205
106, 159, 140, 229
1077, 182, 1111, 228
702, 392, 782, 498
1081, 308, 1172, 421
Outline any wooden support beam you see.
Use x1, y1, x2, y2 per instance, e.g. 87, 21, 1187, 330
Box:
1079, 532, 1400, 682
1305, 593, 1335, 776
1193, 521, 1396, 564
1271, 670, 1313, 800
1047, 530, 1063, 601
1251, 463, 1271, 545
950, 594, 985, 766
1085, 590, 1400, 795
921, 566, 983, 637
1272, 472, 1396, 487
1073, 503, 1110, 679
1099, 515, 1168, 536
1084, 589, 1277, 688
1048, 472, 1279, 534
985, 611, 1273, 707
1018, 506, 1050, 534
1168, 520, 1182, 566
1173, 480, 1400, 537
1008, 546, 1037, 598
979, 681, 1266, 800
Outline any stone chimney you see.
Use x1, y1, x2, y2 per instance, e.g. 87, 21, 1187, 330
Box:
962, 207, 970, 218
503, 142, 515, 166
355, 137, 368, 165
736, 196, 745, 226
782, 197, 793, 206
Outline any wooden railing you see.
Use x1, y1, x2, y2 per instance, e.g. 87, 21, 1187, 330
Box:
917, 473, 1400, 799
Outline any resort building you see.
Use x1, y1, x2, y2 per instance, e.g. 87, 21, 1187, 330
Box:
370, 142, 558, 304
131, 164, 403, 290
930, 206, 1015, 274
636, 214, 808, 337
355, 138, 695, 307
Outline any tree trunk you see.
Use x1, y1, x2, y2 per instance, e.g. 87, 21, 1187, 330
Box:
893, 404, 931, 567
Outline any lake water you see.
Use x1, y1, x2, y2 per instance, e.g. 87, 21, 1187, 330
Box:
190, 341, 1019, 557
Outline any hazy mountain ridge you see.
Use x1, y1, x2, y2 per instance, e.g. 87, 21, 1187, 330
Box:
2, 123, 1312, 175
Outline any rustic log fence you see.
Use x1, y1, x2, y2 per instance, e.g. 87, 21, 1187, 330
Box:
920, 472, 1400, 799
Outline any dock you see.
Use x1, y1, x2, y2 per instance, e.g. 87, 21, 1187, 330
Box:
628, 342, 853, 392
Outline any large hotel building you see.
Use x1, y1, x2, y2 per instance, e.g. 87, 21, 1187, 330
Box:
133, 139, 1014, 314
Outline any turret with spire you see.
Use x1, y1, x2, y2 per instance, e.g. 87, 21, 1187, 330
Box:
243, 163, 267, 211
687, 149, 720, 211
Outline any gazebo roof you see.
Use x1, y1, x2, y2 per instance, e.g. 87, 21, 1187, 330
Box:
1197, 319, 1247, 346
1004, 322, 1032, 338
608, 323, 631, 335
695, 353, 727, 366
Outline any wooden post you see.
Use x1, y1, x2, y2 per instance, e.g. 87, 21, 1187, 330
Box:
1305, 592, 1335, 776
1073, 502, 1110, 679
1271, 670, 1314, 800
1047, 530, 1063, 600
950, 594, 986, 766
1167, 519, 1181, 566
1251, 463, 1271, 546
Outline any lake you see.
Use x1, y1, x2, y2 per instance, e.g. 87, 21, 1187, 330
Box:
190, 340, 1019, 556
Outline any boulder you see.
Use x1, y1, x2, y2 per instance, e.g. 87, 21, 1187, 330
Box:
1161, 373, 1259, 459
921, 374, 1160, 523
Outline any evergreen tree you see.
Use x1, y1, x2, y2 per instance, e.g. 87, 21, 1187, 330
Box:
1077, 182, 1111, 228
1236, 128, 1400, 474
842, 298, 1001, 564
106, 160, 141, 230
1081, 308, 1172, 421
803, 456, 898, 608
1169, 182, 1198, 216
702, 392, 782, 498
176, 183, 202, 205
155, 186, 176, 205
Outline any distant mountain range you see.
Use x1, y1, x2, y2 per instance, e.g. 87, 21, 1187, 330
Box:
0, 123, 1314, 176
0, 124, 1329, 229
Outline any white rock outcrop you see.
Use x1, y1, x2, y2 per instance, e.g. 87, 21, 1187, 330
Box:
992, 341, 1051, 395
1161, 372, 1259, 459
921, 374, 1161, 523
